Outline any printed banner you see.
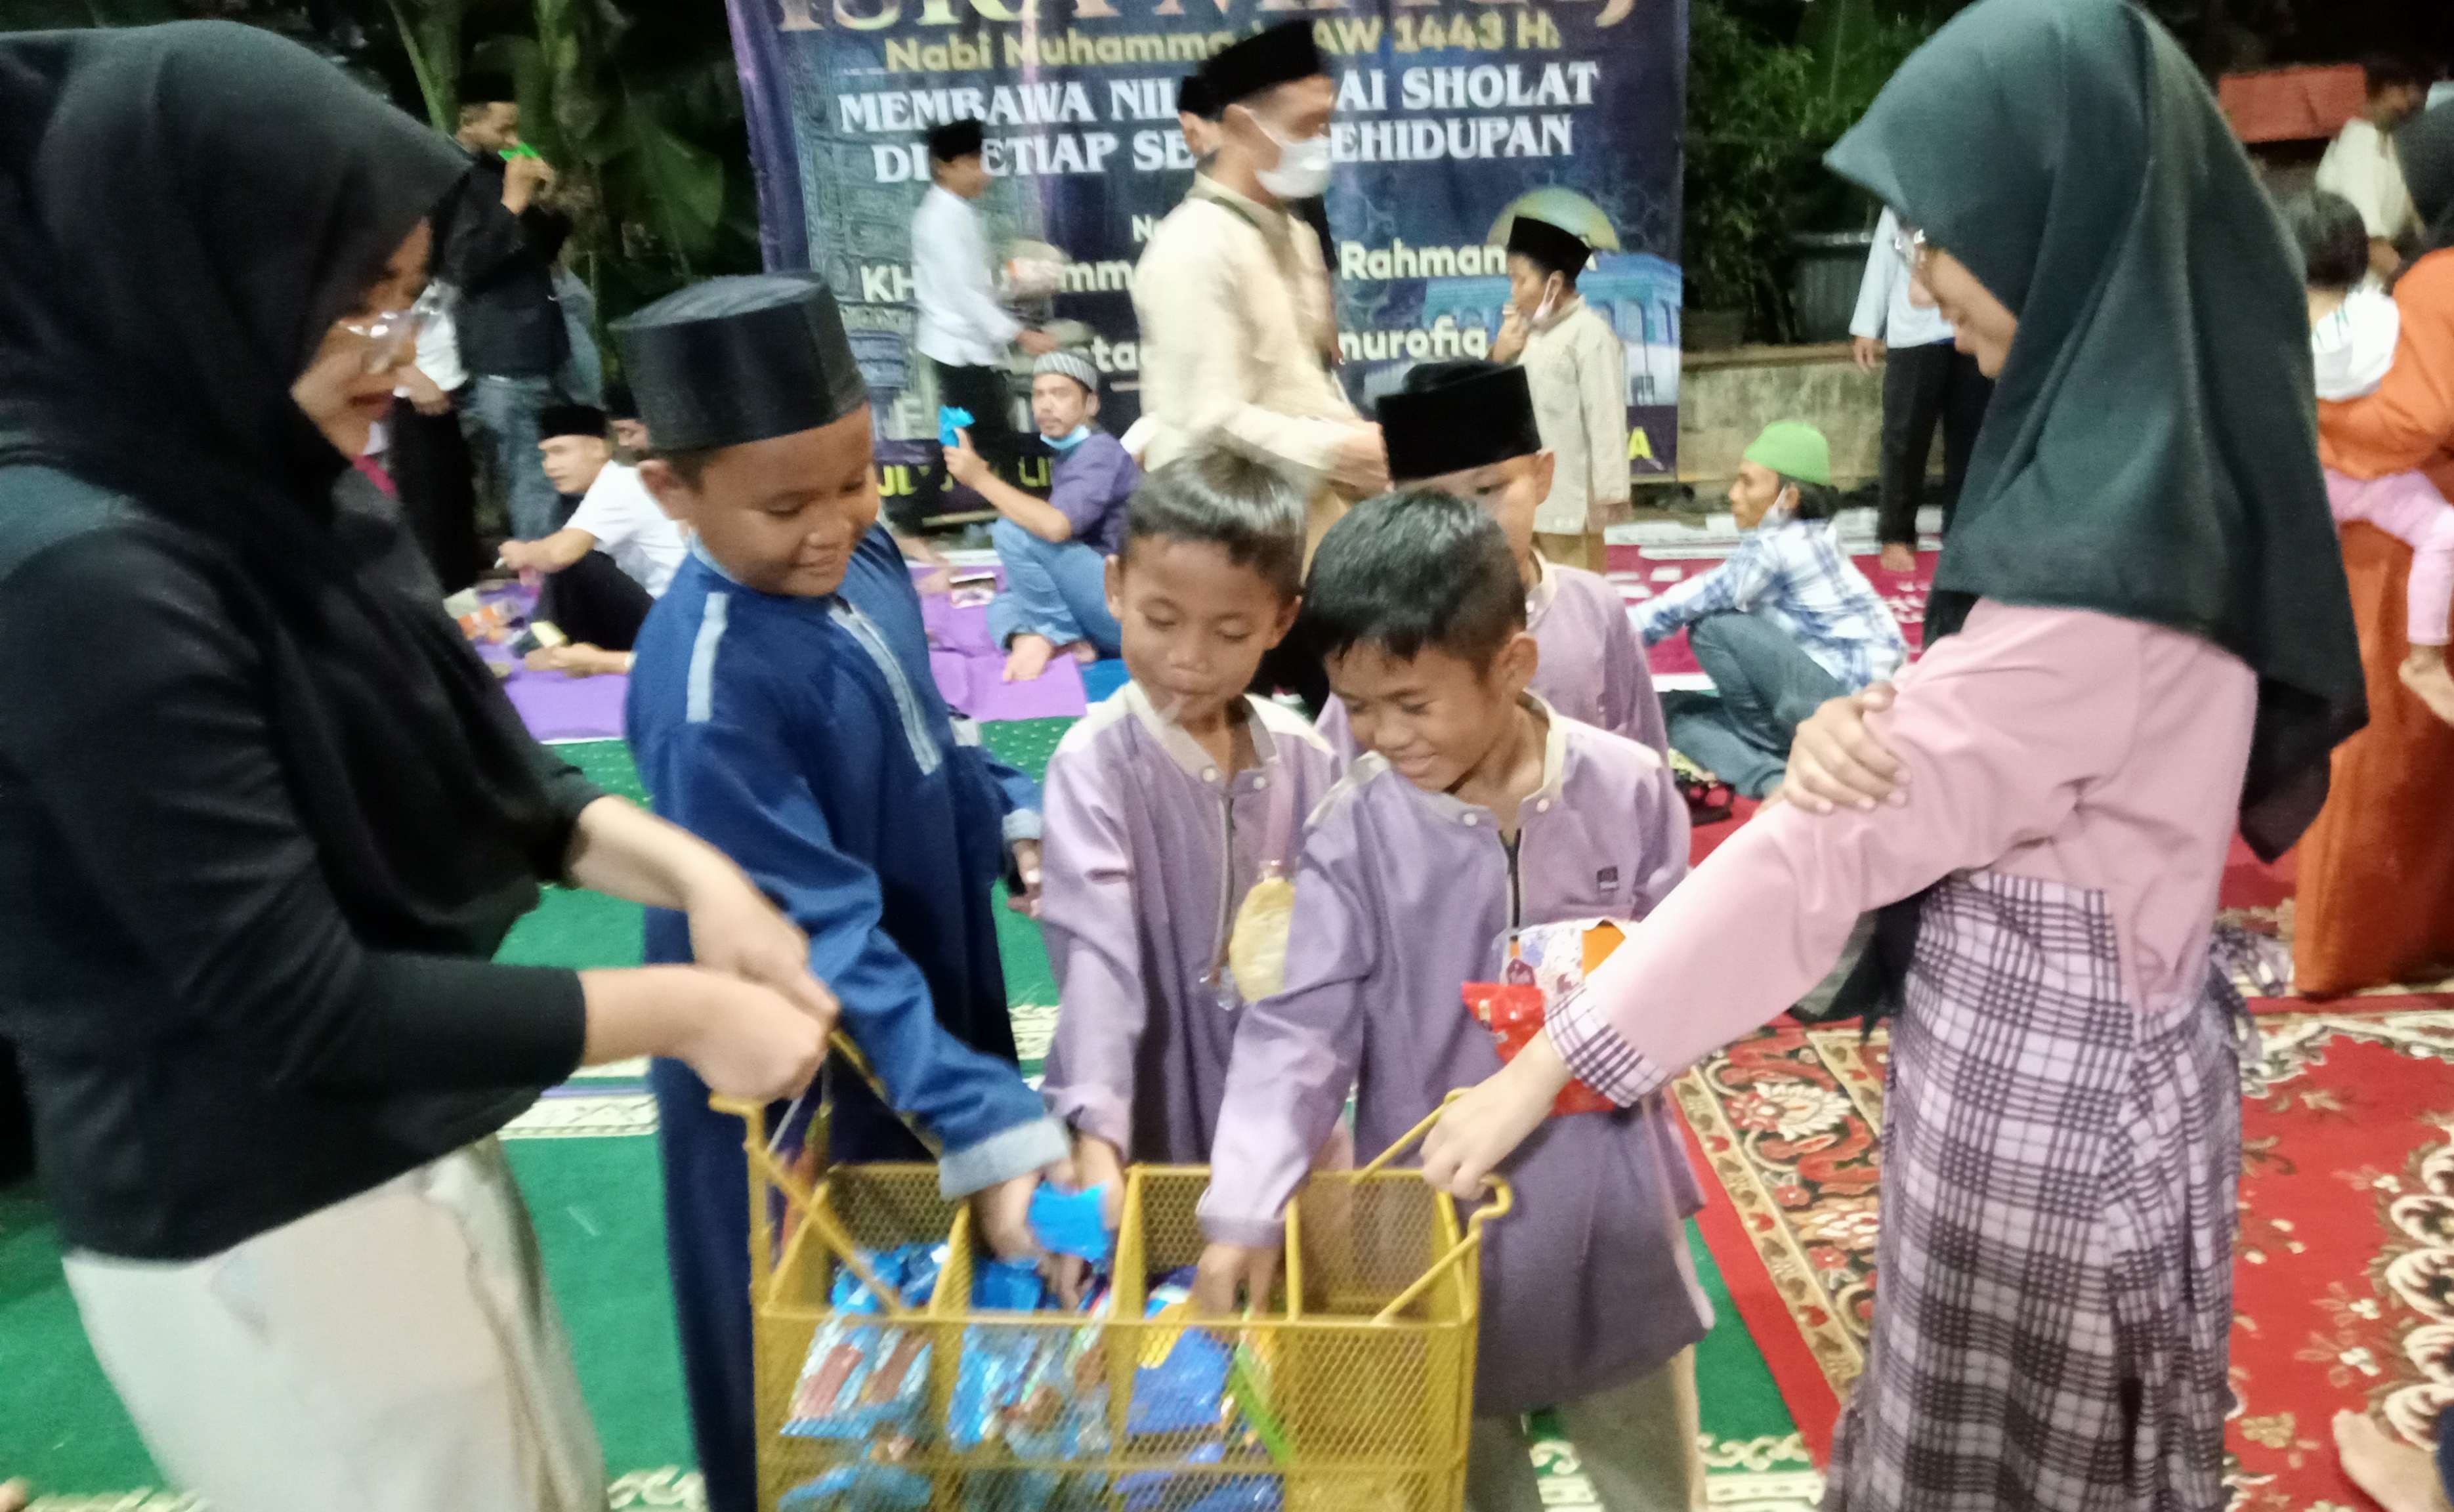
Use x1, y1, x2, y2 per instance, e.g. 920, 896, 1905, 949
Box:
724, 0, 1687, 510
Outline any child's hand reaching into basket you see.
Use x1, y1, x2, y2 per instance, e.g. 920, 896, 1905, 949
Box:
1046, 1136, 1127, 1307
1192, 1242, 1280, 1317
973, 1170, 1049, 1263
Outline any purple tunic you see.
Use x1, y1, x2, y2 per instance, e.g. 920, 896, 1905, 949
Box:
1047, 432, 1137, 558
1200, 709, 1711, 1415
1318, 558, 1668, 760
1038, 682, 1343, 1164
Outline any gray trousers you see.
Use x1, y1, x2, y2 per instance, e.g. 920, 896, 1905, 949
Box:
1466, 1347, 1704, 1512
1661, 612, 1845, 799
464, 373, 562, 541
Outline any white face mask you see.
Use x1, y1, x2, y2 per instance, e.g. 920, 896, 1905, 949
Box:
1531, 275, 1564, 326
1254, 117, 1332, 200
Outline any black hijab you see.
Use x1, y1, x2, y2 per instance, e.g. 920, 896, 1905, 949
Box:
0, 22, 578, 949
2401, 103, 2454, 254
1825, 0, 2365, 862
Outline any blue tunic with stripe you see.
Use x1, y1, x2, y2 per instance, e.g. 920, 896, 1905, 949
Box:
626, 526, 1059, 1512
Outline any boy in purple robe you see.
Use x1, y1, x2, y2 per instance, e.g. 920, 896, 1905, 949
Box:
1196, 492, 1710, 1512
1317, 360, 1667, 759
1037, 452, 1345, 1201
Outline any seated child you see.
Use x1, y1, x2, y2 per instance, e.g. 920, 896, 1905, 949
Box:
1488, 213, 1630, 574
2294, 188, 2454, 724
1037, 452, 1343, 1199
1318, 359, 1666, 757
499, 400, 690, 674
619, 274, 1070, 1512
1634, 421, 1908, 797
946, 350, 1139, 682
1196, 492, 1710, 1512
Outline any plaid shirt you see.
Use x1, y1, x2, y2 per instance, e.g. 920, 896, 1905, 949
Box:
1632, 516, 1908, 689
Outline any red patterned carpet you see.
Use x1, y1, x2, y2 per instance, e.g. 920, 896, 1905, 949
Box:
1679, 1001, 2454, 1509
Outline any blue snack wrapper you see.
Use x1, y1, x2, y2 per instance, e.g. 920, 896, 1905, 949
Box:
939, 406, 975, 449
786, 1244, 944, 1441
780, 1464, 931, 1511
972, 1256, 1049, 1313
1029, 1183, 1114, 1265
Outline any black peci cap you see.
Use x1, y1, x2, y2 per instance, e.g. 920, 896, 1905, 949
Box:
1505, 214, 1592, 277
1377, 360, 1544, 482
1200, 22, 1326, 111
927, 117, 986, 163
538, 404, 608, 440
614, 274, 870, 453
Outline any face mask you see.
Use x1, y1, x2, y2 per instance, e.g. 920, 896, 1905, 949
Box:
1254, 118, 1332, 200
1045, 425, 1092, 453
1531, 275, 1564, 326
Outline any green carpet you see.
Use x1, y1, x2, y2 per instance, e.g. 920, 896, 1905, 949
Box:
0, 732, 1811, 1509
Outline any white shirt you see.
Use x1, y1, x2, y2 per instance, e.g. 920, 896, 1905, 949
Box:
1849, 207, 1955, 349
1132, 177, 1357, 539
1516, 297, 1630, 535
911, 185, 1020, 368
568, 462, 687, 598
410, 296, 466, 392
2316, 117, 2420, 245
2312, 286, 2401, 402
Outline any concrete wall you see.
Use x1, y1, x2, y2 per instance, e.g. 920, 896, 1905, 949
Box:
1673, 342, 1886, 489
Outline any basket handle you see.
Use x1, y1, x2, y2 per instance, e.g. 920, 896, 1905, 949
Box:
1349, 1089, 1516, 1324
1355, 1087, 1469, 1177
715, 1041, 923, 1320
1372, 1177, 1512, 1325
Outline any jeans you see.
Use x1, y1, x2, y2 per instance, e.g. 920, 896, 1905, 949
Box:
464, 373, 561, 541
1876, 341, 1993, 548
985, 518, 1122, 657
1661, 612, 1845, 799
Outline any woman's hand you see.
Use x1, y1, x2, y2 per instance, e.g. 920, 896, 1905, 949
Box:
583, 967, 827, 1101
1420, 1031, 1572, 1202
673, 974, 830, 1102
1878, 543, 1917, 574
1782, 682, 1907, 815
684, 869, 839, 1030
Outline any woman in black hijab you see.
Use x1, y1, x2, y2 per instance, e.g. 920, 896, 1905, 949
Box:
0, 24, 839, 1509
1416, 1, 2364, 1508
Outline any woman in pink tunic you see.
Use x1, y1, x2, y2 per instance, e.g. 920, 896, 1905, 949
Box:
1417, 1, 2366, 1508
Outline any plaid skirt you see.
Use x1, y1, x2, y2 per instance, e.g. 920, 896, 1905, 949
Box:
1824, 870, 2246, 1512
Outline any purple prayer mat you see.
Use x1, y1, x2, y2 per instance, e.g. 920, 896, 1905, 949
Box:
476, 637, 631, 743
466, 566, 1091, 747
916, 564, 1088, 722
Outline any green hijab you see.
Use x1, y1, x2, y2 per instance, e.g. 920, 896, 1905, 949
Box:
1825, 0, 2365, 859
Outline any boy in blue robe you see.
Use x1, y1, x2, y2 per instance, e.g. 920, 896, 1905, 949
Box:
619, 274, 1068, 1512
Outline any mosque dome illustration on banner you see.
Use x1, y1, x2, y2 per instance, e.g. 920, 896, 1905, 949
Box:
1487, 187, 1621, 254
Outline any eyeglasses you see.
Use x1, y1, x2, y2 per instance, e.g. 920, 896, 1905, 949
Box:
1890, 220, 1932, 277
339, 282, 452, 375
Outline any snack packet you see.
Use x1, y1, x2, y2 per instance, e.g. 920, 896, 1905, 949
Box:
1464, 918, 1626, 1117
782, 1244, 945, 1442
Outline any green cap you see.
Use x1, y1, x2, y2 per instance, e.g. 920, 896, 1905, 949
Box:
1743, 421, 1832, 486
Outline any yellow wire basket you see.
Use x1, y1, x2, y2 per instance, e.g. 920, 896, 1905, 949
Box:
716, 1055, 1509, 1512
